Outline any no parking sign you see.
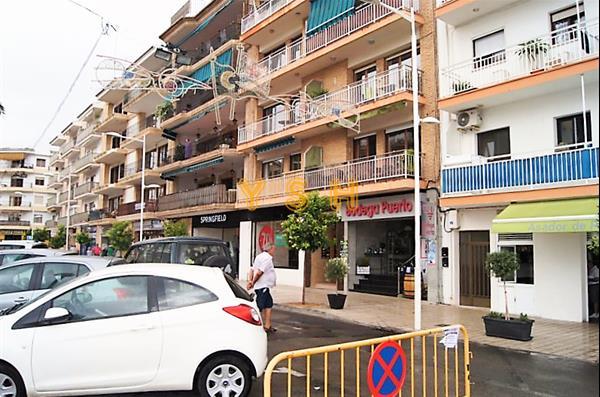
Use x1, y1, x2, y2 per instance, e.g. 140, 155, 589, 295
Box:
367, 341, 407, 397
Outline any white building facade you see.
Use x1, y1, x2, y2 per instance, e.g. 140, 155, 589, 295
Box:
436, 0, 599, 322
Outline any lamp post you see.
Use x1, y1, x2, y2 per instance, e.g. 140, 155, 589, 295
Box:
65, 169, 73, 251
362, 0, 439, 330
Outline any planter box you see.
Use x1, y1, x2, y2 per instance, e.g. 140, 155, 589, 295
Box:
483, 316, 534, 341
327, 293, 347, 310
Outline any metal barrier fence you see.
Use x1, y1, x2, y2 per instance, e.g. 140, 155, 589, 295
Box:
264, 325, 471, 397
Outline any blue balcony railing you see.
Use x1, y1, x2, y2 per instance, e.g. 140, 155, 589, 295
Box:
442, 146, 599, 195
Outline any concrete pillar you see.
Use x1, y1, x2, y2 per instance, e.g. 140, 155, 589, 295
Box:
239, 221, 253, 281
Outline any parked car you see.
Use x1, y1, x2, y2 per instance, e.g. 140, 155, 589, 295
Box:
122, 237, 237, 276
0, 241, 47, 250
0, 264, 267, 397
0, 249, 76, 267
0, 256, 113, 312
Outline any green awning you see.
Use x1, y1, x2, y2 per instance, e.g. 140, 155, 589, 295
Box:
492, 198, 599, 234
306, 0, 355, 36
255, 137, 296, 154
161, 156, 225, 180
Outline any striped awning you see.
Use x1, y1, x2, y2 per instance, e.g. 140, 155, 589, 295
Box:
174, 0, 234, 47
161, 156, 225, 180
190, 49, 233, 82
306, 0, 355, 36
255, 137, 296, 154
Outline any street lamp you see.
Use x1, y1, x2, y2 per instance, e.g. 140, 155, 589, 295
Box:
106, 132, 148, 242
362, 0, 439, 331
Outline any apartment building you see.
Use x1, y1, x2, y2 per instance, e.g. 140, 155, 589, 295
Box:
0, 148, 55, 241
436, 0, 599, 321
235, 0, 440, 295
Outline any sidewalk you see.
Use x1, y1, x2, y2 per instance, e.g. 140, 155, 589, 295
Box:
270, 284, 599, 363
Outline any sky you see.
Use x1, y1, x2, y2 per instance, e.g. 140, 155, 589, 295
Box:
0, 0, 188, 154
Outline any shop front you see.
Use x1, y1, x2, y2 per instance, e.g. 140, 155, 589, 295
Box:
192, 210, 243, 274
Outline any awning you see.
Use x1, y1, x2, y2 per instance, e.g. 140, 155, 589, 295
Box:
168, 50, 234, 100
255, 137, 296, 154
174, 0, 234, 47
161, 156, 225, 180
492, 198, 599, 234
307, 0, 355, 36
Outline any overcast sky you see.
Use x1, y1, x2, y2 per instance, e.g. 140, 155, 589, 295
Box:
0, 0, 187, 154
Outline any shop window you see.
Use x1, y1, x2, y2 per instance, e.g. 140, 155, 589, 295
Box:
35, 178, 45, 186
255, 221, 299, 269
477, 127, 510, 160
289, 153, 302, 171
386, 128, 414, 153
556, 111, 592, 149
354, 135, 376, 159
36, 158, 46, 168
500, 245, 534, 284
551, 3, 585, 44
472, 30, 505, 69
262, 158, 283, 179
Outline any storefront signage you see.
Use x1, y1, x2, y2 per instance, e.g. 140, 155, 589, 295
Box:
357, 266, 371, 275
421, 203, 436, 239
341, 195, 415, 222
258, 225, 275, 251
199, 214, 227, 224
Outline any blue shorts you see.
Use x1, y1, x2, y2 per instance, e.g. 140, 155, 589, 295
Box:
255, 288, 273, 310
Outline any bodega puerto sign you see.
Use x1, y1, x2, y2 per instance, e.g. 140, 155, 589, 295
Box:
341, 194, 415, 222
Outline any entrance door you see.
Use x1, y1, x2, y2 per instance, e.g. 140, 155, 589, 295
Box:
459, 231, 490, 307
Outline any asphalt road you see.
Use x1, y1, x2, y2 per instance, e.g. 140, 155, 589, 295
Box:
85, 308, 598, 397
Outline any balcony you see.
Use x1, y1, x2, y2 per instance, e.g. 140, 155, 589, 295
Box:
77, 125, 101, 147
254, 0, 418, 77
47, 195, 57, 208
95, 112, 129, 133
241, 0, 295, 34
116, 200, 158, 217
45, 219, 58, 228
71, 152, 99, 173
158, 184, 235, 212
435, 0, 520, 26
58, 190, 76, 203
58, 168, 76, 181
439, 21, 599, 111
94, 147, 128, 165
0, 202, 34, 211
49, 153, 63, 167
60, 140, 80, 158
0, 220, 30, 228
70, 212, 90, 225
89, 209, 114, 222
238, 151, 414, 203
239, 66, 421, 144
442, 146, 599, 197
73, 182, 99, 199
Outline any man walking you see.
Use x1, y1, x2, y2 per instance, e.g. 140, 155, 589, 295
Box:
248, 242, 277, 333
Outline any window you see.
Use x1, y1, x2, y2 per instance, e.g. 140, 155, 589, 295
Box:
10, 196, 22, 207
354, 135, 377, 159
386, 128, 414, 152
500, 245, 534, 284
477, 128, 511, 159
10, 178, 23, 188
551, 3, 585, 42
52, 276, 149, 321
178, 243, 226, 265
387, 47, 420, 91
0, 264, 35, 294
144, 186, 165, 201
40, 263, 82, 289
1, 254, 38, 266
157, 144, 169, 166
255, 221, 299, 269
157, 278, 217, 310
33, 214, 43, 224
36, 158, 46, 168
290, 153, 302, 171
145, 150, 157, 169
224, 273, 253, 301
355, 65, 377, 101
473, 30, 505, 68
35, 178, 45, 186
262, 158, 283, 179
263, 103, 287, 132
109, 164, 124, 183
108, 196, 122, 213
556, 112, 592, 148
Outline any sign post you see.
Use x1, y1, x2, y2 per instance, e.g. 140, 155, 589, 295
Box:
367, 341, 407, 397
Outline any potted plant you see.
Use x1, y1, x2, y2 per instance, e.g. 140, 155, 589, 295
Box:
155, 101, 174, 126
173, 144, 186, 161
483, 251, 534, 341
516, 38, 549, 73
324, 241, 349, 309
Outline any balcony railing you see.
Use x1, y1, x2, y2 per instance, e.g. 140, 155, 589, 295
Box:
58, 190, 74, 203
78, 124, 100, 143
116, 200, 158, 217
89, 209, 113, 221
73, 182, 99, 197
45, 219, 58, 228
255, 0, 418, 75
59, 168, 73, 180
60, 140, 78, 155
442, 146, 599, 195
47, 196, 57, 207
239, 66, 421, 143
71, 152, 98, 171
71, 212, 90, 225
440, 20, 599, 97
238, 151, 414, 202
0, 220, 30, 227
241, 0, 294, 33
158, 184, 235, 212
123, 160, 143, 177
0, 202, 32, 208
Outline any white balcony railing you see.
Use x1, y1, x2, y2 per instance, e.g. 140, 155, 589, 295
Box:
241, 0, 294, 34
256, 0, 418, 75
238, 151, 414, 202
239, 66, 421, 143
77, 124, 100, 143
440, 20, 599, 97
71, 152, 98, 171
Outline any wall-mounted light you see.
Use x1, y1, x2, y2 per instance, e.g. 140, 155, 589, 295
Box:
176, 53, 193, 66
153, 48, 172, 62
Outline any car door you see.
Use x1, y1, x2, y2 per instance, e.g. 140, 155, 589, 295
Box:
31, 275, 162, 392
0, 263, 37, 311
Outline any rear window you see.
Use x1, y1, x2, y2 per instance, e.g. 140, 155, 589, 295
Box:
0, 245, 24, 250
224, 273, 252, 302
1, 253, 40, 265
32, 243, 48, 248
178, 243, 226, 265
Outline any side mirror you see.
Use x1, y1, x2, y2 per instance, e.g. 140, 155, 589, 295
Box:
44, 307, 71, 322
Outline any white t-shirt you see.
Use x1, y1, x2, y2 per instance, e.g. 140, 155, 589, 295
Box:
253, 251, 276, 290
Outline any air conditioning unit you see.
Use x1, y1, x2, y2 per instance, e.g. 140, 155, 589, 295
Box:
456, 109, 482, 132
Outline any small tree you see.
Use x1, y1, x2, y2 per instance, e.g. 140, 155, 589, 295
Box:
325, 241, 349, 291
48, 225, 66, 249
486, 251, 520, 320
32, 228, 50, 243
105, 221, 134, 256
76, 231, 91, 246
163, 220, 189, 237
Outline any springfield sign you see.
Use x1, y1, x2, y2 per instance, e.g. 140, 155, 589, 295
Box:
341, 195, 415, 222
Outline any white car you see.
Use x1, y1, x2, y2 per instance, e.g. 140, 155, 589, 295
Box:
0, 264, 267, 397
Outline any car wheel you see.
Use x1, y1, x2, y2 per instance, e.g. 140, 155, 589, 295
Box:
0, 364, 26, 397
197, 355, 252, 397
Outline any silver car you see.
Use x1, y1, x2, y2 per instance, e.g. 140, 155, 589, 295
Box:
0, 248, 76, 268
0, 240, 48, 250
0, 256, 113, 312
